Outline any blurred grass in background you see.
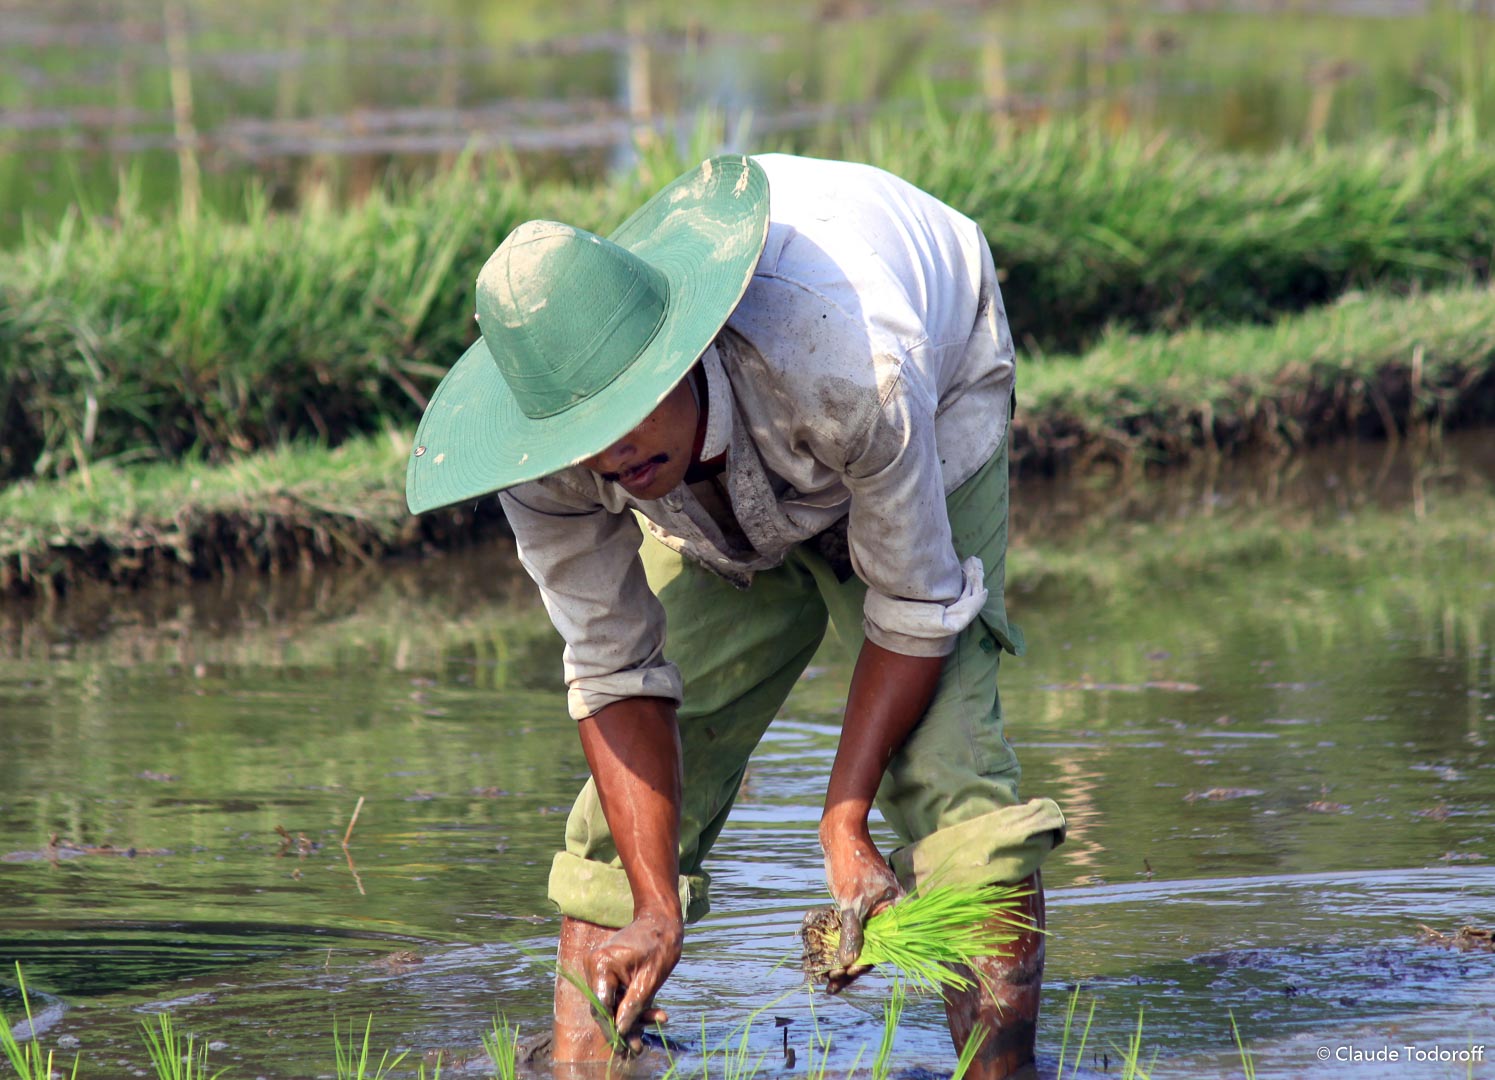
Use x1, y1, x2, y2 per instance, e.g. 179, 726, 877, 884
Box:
2, 113, 1491, 483
2, 0, 1491, 239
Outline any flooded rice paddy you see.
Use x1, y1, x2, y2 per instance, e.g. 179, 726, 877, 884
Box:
1, 431, 1493, 1078
2, 0, 1493, 243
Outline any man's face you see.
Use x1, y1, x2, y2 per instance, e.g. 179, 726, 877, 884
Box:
578, 376, 699, 500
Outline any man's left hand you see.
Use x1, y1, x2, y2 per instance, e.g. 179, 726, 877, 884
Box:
820, 823, 903, 993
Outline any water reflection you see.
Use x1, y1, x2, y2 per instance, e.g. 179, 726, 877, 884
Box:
0, 431, 1491, 1076
2, 0, 1492, 241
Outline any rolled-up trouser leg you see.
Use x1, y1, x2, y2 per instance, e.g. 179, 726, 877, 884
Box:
547, 539, 830, 929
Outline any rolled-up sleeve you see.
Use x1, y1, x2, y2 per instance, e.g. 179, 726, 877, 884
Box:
499, 482, 682, 719
842, 362, 988, 657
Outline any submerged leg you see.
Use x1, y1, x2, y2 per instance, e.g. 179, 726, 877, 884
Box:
552, 915, 619, 1063
941, 870, 1046, 1080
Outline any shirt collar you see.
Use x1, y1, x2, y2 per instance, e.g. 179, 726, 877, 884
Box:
698, 341, 733, 462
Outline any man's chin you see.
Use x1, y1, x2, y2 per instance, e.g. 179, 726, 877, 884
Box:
631, 478, 678, 501
621, 468, 681, 501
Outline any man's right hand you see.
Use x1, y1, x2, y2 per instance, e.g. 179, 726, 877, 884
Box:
585, 908, 684, 1054
571, 696, 686, 1055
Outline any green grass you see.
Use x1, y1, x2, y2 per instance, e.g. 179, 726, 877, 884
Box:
857, 105, 1495, 349
1110, 1006, 1157, 1080
331, 1014, 408, 1080
1230, 1010, 1257, 1080
1054, 989, 1157, 1080
3, 113, 1493, 483
870, 979, 906, 1080
1055, 985, 1098, 1080
3, 279, 1489, 595
481, 1014, 520, 1080
800, 988, 840, 1080
1018, 283, 1495, 470
0, 963, 79, 1080
0, 426, 413, 563
950, 1023, 990, 1080
140, 1013, 225, 1080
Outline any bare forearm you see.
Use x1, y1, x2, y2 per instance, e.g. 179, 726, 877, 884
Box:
817, 639, 945, 990
578, 696, 685, 921
822, 639, 945, 838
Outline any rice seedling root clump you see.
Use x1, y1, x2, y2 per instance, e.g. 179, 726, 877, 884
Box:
800, 882, 1038, 993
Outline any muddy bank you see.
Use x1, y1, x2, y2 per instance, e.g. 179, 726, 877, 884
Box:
1012, 356, 1495, 475
1, 496, 509, 600
3, 359, 1491, 601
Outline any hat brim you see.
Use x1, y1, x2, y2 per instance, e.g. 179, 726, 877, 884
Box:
406, 155, 769, 514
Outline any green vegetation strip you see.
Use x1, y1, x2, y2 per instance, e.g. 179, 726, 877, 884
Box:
2, 115, 1493, 483
0, 429, 504, 594
2, 283, 1491, 596
1014, 284, 1495, 472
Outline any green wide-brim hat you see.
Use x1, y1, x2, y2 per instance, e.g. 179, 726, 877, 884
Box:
405, 155, 770, 514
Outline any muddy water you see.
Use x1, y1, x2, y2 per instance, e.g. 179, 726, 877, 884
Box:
2, 0, 1493, 242
1, 431, 1493, 1078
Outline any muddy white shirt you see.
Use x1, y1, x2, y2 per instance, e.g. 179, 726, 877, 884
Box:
499, 153, 1017, 720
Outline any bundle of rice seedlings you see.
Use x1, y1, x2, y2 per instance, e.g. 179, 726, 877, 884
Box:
800, 882, 1038, 994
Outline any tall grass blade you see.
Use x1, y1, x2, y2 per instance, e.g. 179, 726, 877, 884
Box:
1112, 1006, 1154, 1080
949, 1023, 988, 1080
1055, 984, 1097, 1080
481, 1013, 519, 1080
332, 1014, 407, 1080
553, 963, 627, 1055
1230, 1010, 1256, 1080
140, 1012, 226, 1080
871, 978, 906, 1080
1, 963, 77, 1080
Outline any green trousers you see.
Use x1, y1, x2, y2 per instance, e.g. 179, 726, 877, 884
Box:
547, 438, 1066, 928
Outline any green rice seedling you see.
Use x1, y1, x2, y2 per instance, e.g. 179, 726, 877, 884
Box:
140, 1012, 226, 1080
652, 1020, 682, 1080
1055, 985, 1097, 1080
801, 987, 836, 1080
1, 963, 79, 1080
481, 1014, 519, 1080
696, 984, 810, 1080
697, 1011, 771, 1080
801, 882, 1036, 993
332, 1014, 407, 1080
1230, 1010, 1256, 1080
950, 1023, 989, 1080
1110, 1007, 1156, 1080
869, 978, 908, 1080
553, 962, 627, 1056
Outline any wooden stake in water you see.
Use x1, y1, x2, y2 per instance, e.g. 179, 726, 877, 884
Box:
161, 1, 201, 223
343, 796, 367, 895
